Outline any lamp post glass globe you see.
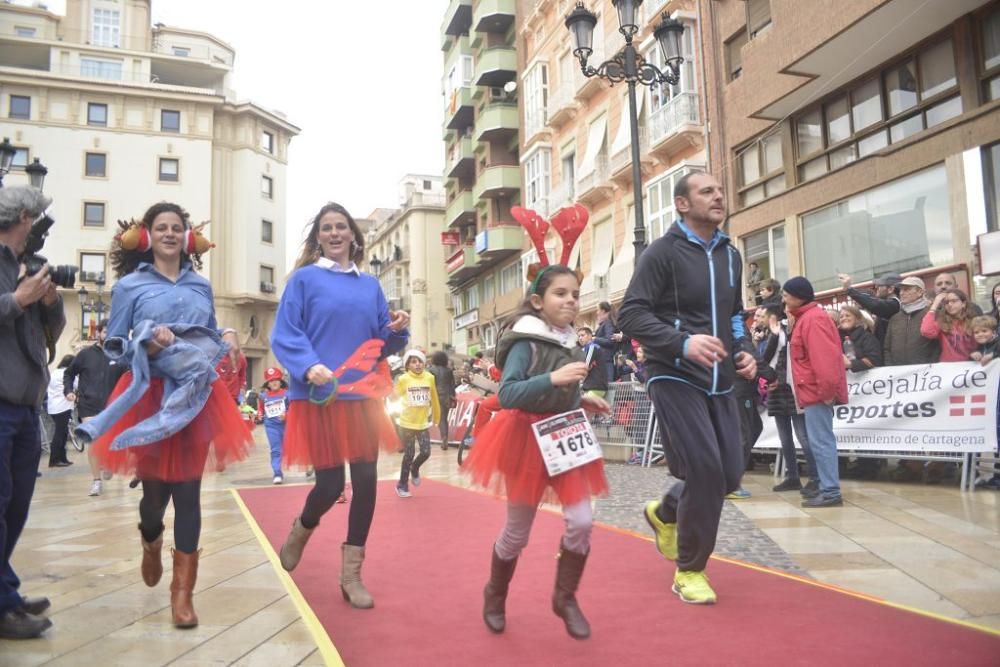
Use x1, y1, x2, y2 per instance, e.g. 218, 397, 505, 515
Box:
565, 2, 598, 58
0, 137, 15, 176
25, 158, 47, 190
613, 0, 642, 36
654, 15, 685, 71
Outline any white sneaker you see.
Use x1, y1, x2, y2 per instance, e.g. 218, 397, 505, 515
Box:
89, 480, 102, 496
395, 485, 411, 498
273, 476, 283, 485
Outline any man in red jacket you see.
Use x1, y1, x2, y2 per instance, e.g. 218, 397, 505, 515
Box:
782, 277, 848, 508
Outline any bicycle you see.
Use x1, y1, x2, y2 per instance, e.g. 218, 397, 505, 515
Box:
39, 410, 85, 454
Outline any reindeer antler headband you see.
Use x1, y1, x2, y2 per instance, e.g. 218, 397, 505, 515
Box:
114, 218, 215, 255
511, 203, 589, 294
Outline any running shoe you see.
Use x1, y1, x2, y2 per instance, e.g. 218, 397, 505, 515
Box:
395, 485, 411, 498
672, 570, 717, 605
273, 476, 283, 485
411, 471, 421, 487
643, 500, 678, 560
772, 478, 802, 492
88, 480, 102, 497
725, 487, 751, 500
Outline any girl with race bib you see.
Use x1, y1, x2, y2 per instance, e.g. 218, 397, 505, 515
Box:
463, 204, 610, 640
258, 367, 289, 484
393, 349, 440, 498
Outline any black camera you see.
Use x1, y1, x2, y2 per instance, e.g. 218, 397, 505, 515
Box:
22, 212, 76, 288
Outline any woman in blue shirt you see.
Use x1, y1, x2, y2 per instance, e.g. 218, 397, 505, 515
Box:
90, 202, 252, 629
271, 202, 409, 610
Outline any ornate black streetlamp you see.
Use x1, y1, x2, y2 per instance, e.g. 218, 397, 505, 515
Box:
566, 0, 684, 264
0, 137, 17, 186
25, 158, 47, 190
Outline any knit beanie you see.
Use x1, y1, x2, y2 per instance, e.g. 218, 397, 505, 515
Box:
782, 276, 815, 303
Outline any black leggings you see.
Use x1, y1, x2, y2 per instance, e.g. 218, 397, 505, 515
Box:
48, 410, 71, 464
299, 461, 378, 546
139, 479, 202, 553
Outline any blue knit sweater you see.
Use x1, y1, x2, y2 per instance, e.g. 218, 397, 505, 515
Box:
270, 265, 408, 401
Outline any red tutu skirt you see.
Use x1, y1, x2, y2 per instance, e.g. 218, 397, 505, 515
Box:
91, 374, 254, 482
462, 408, 608, 506
283, 398, 400, 470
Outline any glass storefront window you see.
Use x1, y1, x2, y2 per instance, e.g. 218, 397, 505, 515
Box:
802, 164, 953, 291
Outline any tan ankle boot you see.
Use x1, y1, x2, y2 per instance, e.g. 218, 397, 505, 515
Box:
279, 517, 315, 572
139, 523, 163, 587
170, 548, 200, 628
340, 543, 374, 609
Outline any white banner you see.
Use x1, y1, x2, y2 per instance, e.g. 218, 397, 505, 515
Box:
756, 362, 999, 454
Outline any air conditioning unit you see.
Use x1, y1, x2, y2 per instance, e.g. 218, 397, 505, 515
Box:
488, 87, 505, 101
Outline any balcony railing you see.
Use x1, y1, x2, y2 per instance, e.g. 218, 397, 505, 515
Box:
610, 125, 649, 175
576, 154, 610, 199
546, 84, 577, 127
548, 179, 576, 210
648, 92, 700, 147
642, 0, 672, 25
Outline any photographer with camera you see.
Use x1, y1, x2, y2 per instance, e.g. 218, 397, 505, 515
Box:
0, 185, 65, 639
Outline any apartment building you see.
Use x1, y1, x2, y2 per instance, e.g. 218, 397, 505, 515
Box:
517, 0, 706, 325
441, 0, 525, 356
0, 0, 299, 387
366, 175, 451, 352
702, 0, 1000, 304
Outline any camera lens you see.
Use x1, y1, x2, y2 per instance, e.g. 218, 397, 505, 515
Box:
49, 265, 77, 289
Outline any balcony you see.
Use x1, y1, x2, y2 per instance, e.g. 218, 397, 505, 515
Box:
446, 136, 475, 179
548, 179, 576, 211
444, 86, 475, 130
575, 155, 613, 206
473, 0, 516, 34
446, 245, 482, 284
546, 84, 578, 128
446, 190, 477, 228
475, 225, 524, 263
573, 62, 604, 101
475, 102, 518, 142
648, 92, 702, 159
442, 0, 473, 44
474, 46, 517, 87
610, 125, 650, 183
474, 165, 520, 200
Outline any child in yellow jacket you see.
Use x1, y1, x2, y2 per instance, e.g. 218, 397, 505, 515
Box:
394, 349, 441, 497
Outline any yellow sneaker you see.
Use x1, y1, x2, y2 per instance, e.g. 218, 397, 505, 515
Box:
672, 570, 717, 605
643, 500, 678, 560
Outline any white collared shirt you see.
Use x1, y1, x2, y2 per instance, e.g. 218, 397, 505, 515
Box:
315, 257, 361, 276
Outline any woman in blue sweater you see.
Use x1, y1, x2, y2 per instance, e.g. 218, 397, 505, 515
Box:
271, 202, 409, 609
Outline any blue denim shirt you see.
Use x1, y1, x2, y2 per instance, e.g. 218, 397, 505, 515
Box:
107, 262, 217, 357
76, 319, 225, 450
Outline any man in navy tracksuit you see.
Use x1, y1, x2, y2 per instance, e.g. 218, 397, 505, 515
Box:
618, 172, 757, 605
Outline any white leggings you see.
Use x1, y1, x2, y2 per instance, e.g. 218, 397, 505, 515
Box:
494, 499, 593, 560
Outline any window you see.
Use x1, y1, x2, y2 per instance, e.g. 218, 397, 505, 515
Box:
647, 27, 697, 142
172, 47, 190, 57
158, 158, 179, 182
85, 152, 107, 177
557, 149, 576, 204
261, 219, 273, 243
726, 29, 747, 81
646, 167, 698, 240
261, 175, 274, 199
741, 224, 788, 291
260, 265, 275, 293
11, 148, 28, 170
87, 103, 108, 127
985, 142, 1000, 233
79, 253, 106, 283
15, 26, 36, 38
80, 58, 123, 80
467, 284, 480, 310
737, 130, 785, 206
794, 39, 961, 183
524, 62, 549, 137
482, 275, 496, 303
499, 262, 520, 293
9, 95, 30, 119
801, 164, 952, 291
91, 8, 121, 47
423, 180, 432, 190
525, 149, 551, 212
160, 109, 180, 133
261, 131, 274, 154
980, 6, 1000, 100
83, 202, 105, 228
443, 54, 474, 103
746, 0, 772, 38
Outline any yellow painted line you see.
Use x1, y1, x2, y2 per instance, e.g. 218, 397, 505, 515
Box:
230, 488, 345, 667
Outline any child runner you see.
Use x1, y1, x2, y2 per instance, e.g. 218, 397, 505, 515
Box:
464, 205, 610, 640
394, 349, 441, 497
258, 367, 289, 484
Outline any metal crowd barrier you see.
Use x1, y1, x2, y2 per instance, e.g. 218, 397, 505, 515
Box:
591, 381, 663, 466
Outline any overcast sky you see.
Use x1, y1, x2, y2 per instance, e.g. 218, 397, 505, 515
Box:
45, 0, 446, 263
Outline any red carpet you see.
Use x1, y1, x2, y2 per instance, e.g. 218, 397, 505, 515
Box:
237, 480, 999, 666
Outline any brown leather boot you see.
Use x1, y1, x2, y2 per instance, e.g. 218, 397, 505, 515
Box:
279, 516, 315, 572
340, 543, 374, 609
552, 542, 590, 639
170, 548, 200, 628
139, 523, 164, 587
482, 546, 517, 633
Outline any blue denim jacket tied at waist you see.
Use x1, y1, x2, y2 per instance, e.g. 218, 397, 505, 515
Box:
76, 320, 226, 450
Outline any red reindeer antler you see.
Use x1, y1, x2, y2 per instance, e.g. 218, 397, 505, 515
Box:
332, 339, 385, 379
550, 204, 589, 267
511, 206, 551, 267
